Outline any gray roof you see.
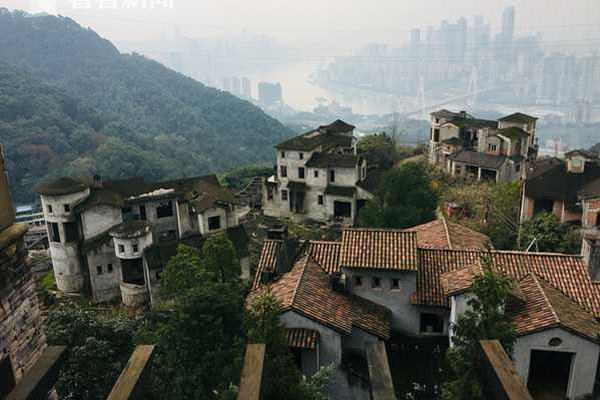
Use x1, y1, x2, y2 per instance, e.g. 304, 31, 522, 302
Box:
430, 109, 459, 118
275, 120, 355, 151
449, 150, 508, 170
304, 152, 359, 168
497, 127, 529, 140
498, 112, 538, 123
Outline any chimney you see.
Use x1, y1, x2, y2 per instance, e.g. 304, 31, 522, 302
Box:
92, 174, 103, 189
582, 236, 600, 282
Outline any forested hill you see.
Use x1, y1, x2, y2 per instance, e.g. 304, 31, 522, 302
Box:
0, 9, 290, 202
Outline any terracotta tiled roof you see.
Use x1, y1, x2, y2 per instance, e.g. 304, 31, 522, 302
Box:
508, 274, 600, 342
302, 241, 341, 275
249, 257, 391, 339
252, 239, 283, 290
340, 229, 418, 271
440, 261, 484, 297
414, 249, 600, 319
286, 328, 320, 349
406, 218, 493, 251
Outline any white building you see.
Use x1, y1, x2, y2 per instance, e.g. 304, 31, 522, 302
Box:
35, 174, 248, 307
252, 222, 600, 399
15, 203, 47, 248
263, 120, 374, 225
429, 110, 538, 182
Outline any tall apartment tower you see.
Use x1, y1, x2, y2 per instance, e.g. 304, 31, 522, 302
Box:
502, 6, 516, 43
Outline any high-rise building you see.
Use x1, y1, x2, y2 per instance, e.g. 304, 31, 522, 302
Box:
258, 82, 282, 106
501, 6, 515, 43
231, 76, 241, 96
241, 77, 252, 99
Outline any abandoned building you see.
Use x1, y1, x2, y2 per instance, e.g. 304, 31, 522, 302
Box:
262, 120, 375, 224
250, 221, 600, 399
428, 110, 538, 182
521, 149, 600, 237
35, 174, 248, 307
0, 145, 46, 393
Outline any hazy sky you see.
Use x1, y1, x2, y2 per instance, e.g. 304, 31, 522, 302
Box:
2, 0, 600, 53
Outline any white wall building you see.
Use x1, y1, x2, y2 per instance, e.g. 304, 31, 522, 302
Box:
263, 120, 374, 225
35, 174, 248, 306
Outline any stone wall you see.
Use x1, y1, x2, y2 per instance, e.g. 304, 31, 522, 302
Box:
0, 232, 46, 383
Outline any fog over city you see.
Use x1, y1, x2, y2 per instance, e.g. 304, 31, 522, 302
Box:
3, 0, 600, 146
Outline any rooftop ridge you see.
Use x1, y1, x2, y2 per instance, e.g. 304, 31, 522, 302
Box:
529, 274, 561, 326
441, 217, 453, 250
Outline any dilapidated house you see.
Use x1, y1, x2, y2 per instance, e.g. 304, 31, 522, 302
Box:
428, 110, 538, 182
251, 221, 600, 399
263, 120, 375, 224
35, 174, 248, 307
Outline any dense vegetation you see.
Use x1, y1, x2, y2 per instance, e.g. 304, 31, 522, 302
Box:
0, 10, 290, 202
358, 162, 438, 229
47, 235, 332, 399
442, 266, 516, 400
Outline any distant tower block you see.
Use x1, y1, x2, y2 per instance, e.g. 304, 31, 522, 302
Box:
467, 66, 478, 108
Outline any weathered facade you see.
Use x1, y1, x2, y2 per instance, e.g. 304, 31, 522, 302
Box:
429, 110, 538, 182
35, 174, 249, 307
520, 150, 600, 239
263, 120, 374, 225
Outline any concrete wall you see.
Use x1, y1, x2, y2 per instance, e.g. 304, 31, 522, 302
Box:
198, 206, 236, 235
113, 232, 153, 260
41, 190, 90, 223
342, 327, 379, 354
138, 199, 179, 237
513, 327, 600, 399
449, 293, 471, 341
280, 311, 342, 366
175, 201, 194, 237
86, 241, 122, 302
81, 204, 122, 239
49, 242, 84, 292
343, 268, 419, 334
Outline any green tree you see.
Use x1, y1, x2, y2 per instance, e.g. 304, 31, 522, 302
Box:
358, 162, 438, 229
245, 292, 334, 400
357, 133, 399, 169
519, 212, 581, 254
46, 305, 135, 400
137, 235, 247, 399
442, 265, 516, 400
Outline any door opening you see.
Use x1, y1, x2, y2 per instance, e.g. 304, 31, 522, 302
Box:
527, 349, 573, 400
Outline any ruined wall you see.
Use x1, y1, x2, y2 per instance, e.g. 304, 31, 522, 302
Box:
0, 231, 46, 383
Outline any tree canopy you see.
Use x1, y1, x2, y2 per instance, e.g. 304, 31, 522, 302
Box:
358, 161, 439, 229
0, 10, 291, 202
442, 264, 517, 400
518, 212, 581, 254
357, 133, 399, 169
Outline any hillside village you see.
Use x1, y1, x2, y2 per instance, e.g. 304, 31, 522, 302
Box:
3, 107, 600, 399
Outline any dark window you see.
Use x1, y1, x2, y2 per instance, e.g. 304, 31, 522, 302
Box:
333, 201, 352, 218
133, 244, 139, 253
208, 215, 221, 231
329, 169, 336, 183
280, 165, 287, 178
118, 244, 125, 253
281, 151, 285, 158
48, 222, 60, 243
47, 204, 53, 214
267, 187, 274, 200
371, 276, 381, 288
281, 190, 288, 201
64, 204, 70, 213
314, 170, 319, 178
299, 152, 304, 160
139, 205, 147, 220
597, 212, 600, 227
156, 201, 174, 218
108, 263, 114, 273
298, 167, 305, 179
64, 222, 79, 243
354, 275, 363, 287
96, 265, 103, 275
121, 258, 145, 285
391, 278, 400, 290
318, 195, 324, 205
433, 129, 440, 142
420, 313, 444, 333
548, 337, 563, 347
435, 117, 439, 124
